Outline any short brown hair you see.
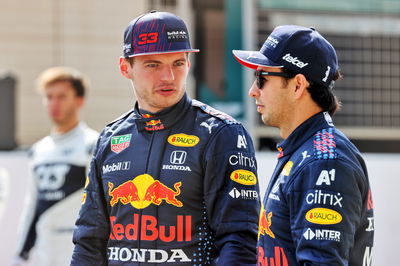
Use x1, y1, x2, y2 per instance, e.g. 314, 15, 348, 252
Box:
36, 66, 88, 97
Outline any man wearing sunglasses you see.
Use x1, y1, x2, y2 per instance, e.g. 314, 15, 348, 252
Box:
233, 25, 374, 265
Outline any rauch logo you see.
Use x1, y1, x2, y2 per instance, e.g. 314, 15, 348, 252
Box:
305, 207, 342, 225
230, 169, 257, 185
167, 134, 200, 147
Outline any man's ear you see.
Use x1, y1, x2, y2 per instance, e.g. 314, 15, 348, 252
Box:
293, 74, 309, 99
119, 57, 132, 79
76, 96, 85, 109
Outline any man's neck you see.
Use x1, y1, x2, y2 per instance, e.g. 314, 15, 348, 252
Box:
279, 105, 322, 139
53, 120, 80, 134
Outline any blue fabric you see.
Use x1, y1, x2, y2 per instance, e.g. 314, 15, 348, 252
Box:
71, 94, 260, 265
258, 112, 374, 266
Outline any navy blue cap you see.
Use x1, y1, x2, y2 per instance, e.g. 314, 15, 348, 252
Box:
233, 25, 338, 88
123, 11, 199, 58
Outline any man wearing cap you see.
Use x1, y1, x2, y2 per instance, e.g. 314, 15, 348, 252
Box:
71, 11, 260, 265
233, 25, 374, 265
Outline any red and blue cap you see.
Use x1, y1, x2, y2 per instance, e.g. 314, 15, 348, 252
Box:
233, 25, 338, 88
123, 11, 199, 58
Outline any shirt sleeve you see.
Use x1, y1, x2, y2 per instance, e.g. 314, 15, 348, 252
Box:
71, 136, 109, 266
203, 124, 261, 265
287, 159, 367, 265
15, 167, 38, 260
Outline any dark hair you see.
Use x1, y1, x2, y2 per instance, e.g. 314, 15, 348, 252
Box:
282, 68, 342, 116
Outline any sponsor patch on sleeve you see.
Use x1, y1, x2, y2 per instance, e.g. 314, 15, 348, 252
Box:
230, 169, 257, 185
305, 207, 342, 225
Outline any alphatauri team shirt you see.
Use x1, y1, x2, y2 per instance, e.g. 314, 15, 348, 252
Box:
15, 122, 98, 266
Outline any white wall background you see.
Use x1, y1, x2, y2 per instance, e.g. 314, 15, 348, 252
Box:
0, 151, 397, 265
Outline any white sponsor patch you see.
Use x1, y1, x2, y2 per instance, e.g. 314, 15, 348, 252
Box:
303, 228, 341, 242
229, 187, 258, 200
282, 53, 309, 68
103, 161, 131, 174
237, 135, 248, 149
306, 190, 343, 207
316, 169, 336, 186
108, 247, 191, 263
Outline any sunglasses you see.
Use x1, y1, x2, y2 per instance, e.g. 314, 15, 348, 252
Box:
255, 70, 294, 89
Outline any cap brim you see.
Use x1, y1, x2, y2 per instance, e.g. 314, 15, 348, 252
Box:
127, 49, 200, 58
232, 50, 283, 69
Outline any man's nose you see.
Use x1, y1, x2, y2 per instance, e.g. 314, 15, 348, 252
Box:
248, 81, 260, 98
160, 66, 174, 81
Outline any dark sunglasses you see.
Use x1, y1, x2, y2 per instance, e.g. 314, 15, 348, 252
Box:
255, 70, 294, 89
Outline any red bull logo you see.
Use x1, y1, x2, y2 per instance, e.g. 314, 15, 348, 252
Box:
145, 119, 162, 126
258, 246, 288, 266
145, 119, 165, 131
108, 174, 183, 209
258, 210, 275, 239
167, 134, 200, 147
230, 169, 257, 185
109, 214, 191, 242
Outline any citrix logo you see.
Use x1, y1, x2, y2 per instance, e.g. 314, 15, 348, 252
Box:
282, 53, 309, 68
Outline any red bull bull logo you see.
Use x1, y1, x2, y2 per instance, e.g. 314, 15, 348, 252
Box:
108, 174, 183, 209
258, 210, 275, 239
145, 119, 165, 131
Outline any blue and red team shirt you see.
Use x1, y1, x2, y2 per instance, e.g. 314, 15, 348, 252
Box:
71, 94, 260, 265
257, 112, 374, 266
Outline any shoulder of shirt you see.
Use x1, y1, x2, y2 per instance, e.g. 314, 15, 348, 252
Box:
290, 126, 349, 171
29, 135, 50, 157
191, 99, 240, 125
105, 109, 135, 127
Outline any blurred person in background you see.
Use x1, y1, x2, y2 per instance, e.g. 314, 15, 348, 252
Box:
71, 11, 260, 265
233, 25, 374, 265
13, 66, 98, 266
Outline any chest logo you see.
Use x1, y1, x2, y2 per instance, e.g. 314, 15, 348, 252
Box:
200, 118, 218, 134
108, 174, 183, 209
111, 134, 132, 153
168, 134, 200, 147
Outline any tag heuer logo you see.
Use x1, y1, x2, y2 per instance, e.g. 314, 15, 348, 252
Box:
111, 134, 132, 153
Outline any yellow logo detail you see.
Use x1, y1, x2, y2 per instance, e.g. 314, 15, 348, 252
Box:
167, 134, 200, 147
230, 170, 257, 185
305, 207, 342, 225
281, 161, 293, 176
